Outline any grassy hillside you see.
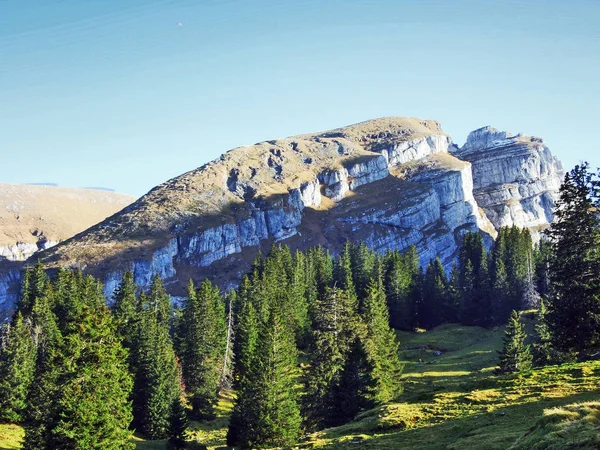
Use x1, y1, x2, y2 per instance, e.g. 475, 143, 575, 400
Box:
3, 323, 599, 449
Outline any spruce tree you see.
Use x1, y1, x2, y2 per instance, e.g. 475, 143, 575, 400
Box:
51, 306, 134, 449
0, 312, 36, 423
179, 279, 225, 420
546, 163, 600, 356
303, 287, 356, 430
227, 306, 301, 448
361, 281, 403, 403
167, 398, 188, 450
23, 291, 62, 450
112, 271, 139, 351
233, 297, 259, 386
496, 310, 532, 374
132, 278, 180, 439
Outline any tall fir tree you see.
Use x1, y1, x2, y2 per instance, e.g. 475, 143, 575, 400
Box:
50, 305, 134, 449
496, 310, 532, 375
546, 163, 600, 356
303, 287, 358, 430
361, 280, 403, 403
167, 397, 188, 450
112, 271, 139, 351
23, 290, 62, 450
233, 294, 259, 386
179, 279, 226, 420
0, 312, 36, 423
132, 277, 180, 438
227, 306, 301, 448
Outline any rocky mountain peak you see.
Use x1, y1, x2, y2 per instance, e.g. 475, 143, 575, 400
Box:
0, 117, 565, 316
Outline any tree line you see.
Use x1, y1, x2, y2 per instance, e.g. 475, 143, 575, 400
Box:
1, 162, 598, 448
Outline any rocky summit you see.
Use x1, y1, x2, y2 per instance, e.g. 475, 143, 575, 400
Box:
0, 117, 564, 314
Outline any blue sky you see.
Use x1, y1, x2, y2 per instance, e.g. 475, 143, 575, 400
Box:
1, 0, 599, 197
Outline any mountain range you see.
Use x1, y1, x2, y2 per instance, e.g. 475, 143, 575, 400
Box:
0, 117, 564, 315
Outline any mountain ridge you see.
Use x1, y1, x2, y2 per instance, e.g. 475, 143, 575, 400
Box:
0, 117, 564, 313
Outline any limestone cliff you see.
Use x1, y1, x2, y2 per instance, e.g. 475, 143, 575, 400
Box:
0, 118, 565, 314
453, 127, 564, 237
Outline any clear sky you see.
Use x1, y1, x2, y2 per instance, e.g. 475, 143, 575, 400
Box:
1, 0, 599, 197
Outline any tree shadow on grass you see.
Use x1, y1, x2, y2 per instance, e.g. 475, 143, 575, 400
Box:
304, 389, 600, 450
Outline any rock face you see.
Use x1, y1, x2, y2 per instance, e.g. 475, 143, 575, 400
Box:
453, 127, 564, 237
0, 118, 564, 315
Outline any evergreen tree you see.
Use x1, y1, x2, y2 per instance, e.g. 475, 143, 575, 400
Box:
50, 306, 134, 449
459, 232, 491, 326
420, 259, 449, 328
220, 289, 236, 390
167, 398, 188, 450
383, 247, 418, 330
132, 278, 180, 439
23, 291, 62, 450
179, 279, 225, 420
112, 271, 139, 351
496, 310, 532, 374
0, 312, 36, 423
531, 299, 569, 366
233, 297, 259, 386
546, 163, 600, 356
303, 287, 358, 430
361, 281, 403, 403
227, 306, 301, 448
17, 262, 49, 317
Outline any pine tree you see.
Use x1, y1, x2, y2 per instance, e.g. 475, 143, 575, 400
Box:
420, 259, 449, 328
112, 271, 139, 351
303, 287, 357, 430
167, 398, 188, 450
531, 298, 568, 366
233, 296, 259, 386
179, 279, 225, 420
496, 310, 532, 374
220, 289, 236, 390
50, 306, 134, 449
361, 281, 403, 403
227, 306, 301, 448
132, 278, 180, 438
17, 262, 49, 317
383, 248, 418, 330
0, 312, 36, 423
546, 163, 600, 356
23, 291, 62, 450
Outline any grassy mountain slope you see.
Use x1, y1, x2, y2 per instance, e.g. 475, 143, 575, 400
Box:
3, 322, 598, 449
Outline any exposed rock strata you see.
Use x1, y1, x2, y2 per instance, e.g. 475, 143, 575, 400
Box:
0, 118, 564, 314
453, 127, 564, 236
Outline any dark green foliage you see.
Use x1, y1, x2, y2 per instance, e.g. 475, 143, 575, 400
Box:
22, 272, 134, 450
227, 306, 301, 448
0, 312, 36, 423
459, 232, 491, 326
383, 246, 420, 330
496, 310, 532, 375
532, 299, 570, 366
303, 287, 359, 430
112, 271, 139, 351
132, 277, 180, 439
361, 281, 404, 403
168, 398, 188, 450
50, 306, 134, 449
22, 292, 62, 450
178, 279, 226, 420
546, 163, 600, 356
233, 294, 259, 386
16, 262, 49, 317
420, 258, 450, 329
